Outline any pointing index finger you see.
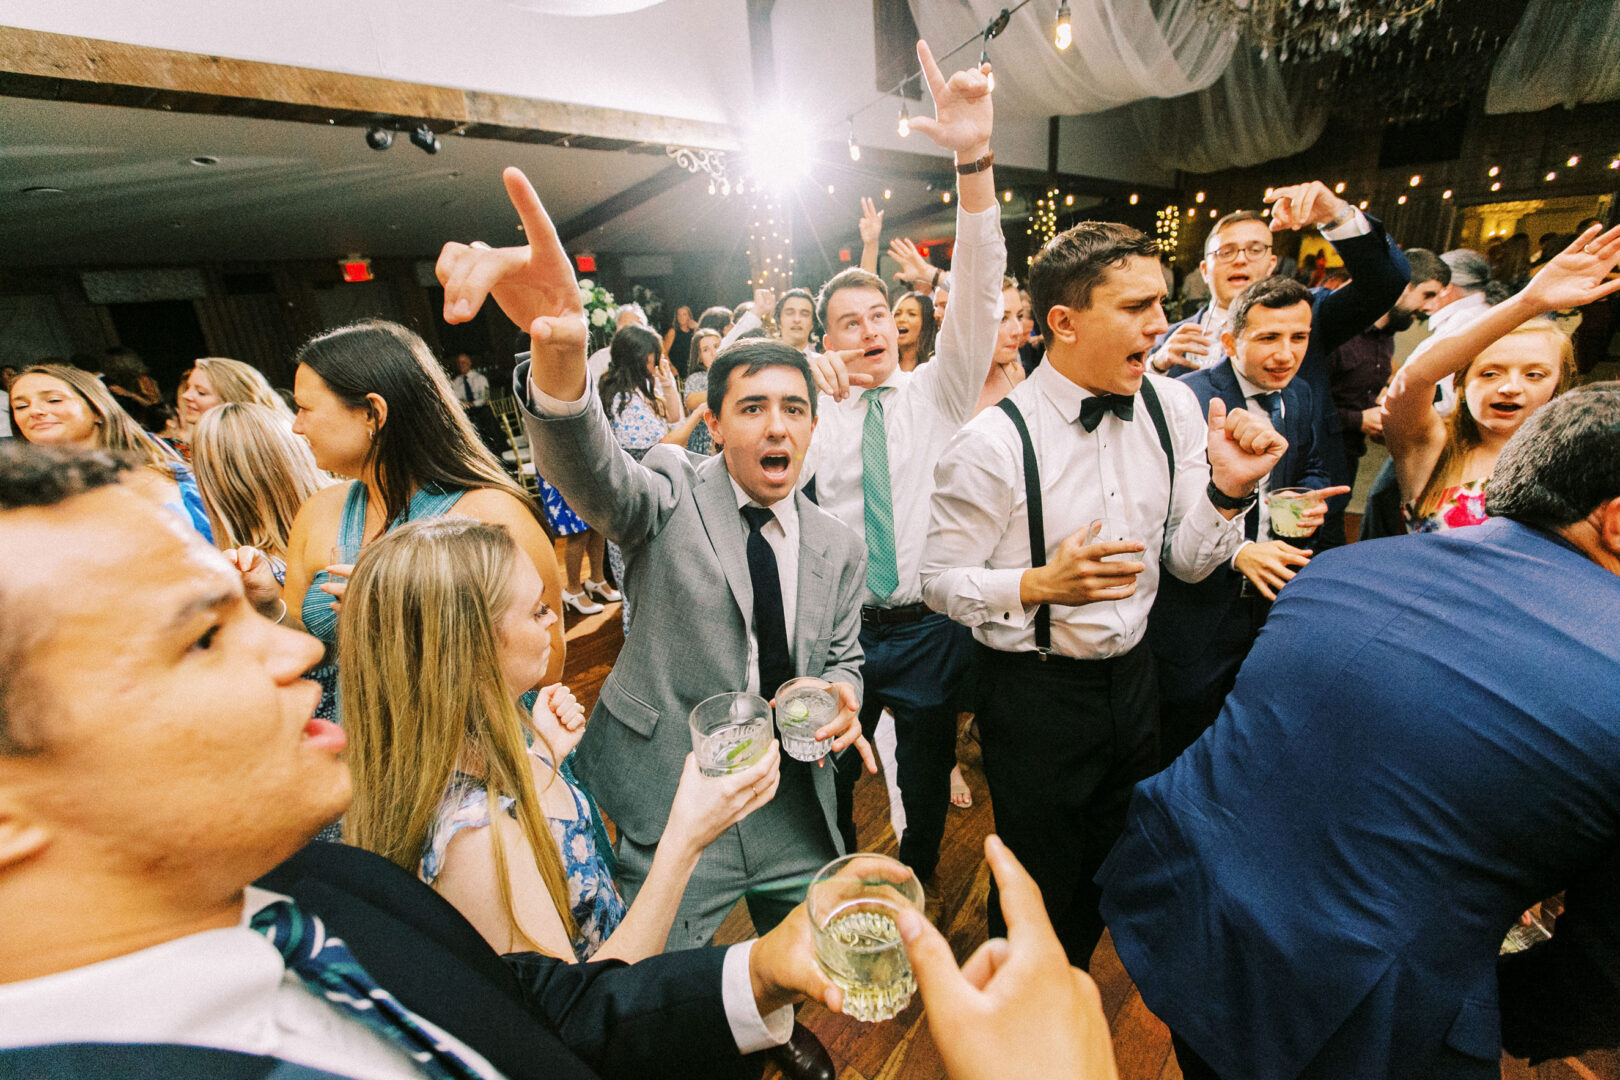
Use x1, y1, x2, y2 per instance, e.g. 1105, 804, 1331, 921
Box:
501, 167, 573, 281
915, 39, 947, 102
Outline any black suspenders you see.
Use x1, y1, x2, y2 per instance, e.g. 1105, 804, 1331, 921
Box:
997, 379, 1176, 657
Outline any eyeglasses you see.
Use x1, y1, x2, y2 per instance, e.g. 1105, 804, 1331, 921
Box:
1208, 241, 1272, 264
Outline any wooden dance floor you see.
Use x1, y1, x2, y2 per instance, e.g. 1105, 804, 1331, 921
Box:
559, 586, 1616, 1080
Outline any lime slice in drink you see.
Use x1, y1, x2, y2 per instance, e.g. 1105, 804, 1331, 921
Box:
786, 699, 811, 721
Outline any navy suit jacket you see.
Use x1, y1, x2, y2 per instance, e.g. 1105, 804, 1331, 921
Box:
1101, 520, 1620, 1079
1157, 217, 1410, 495
1146, 360, 1333, 699
0, 843, 758, 1080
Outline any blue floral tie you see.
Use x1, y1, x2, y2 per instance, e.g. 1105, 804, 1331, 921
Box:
250, 899, 493, 1080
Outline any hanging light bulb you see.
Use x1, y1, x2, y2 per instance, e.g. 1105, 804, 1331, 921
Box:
897, 97, 910, 138
1054, 0, 1072, 51
1128, 193, 1138, 205
847, 119, 860, 162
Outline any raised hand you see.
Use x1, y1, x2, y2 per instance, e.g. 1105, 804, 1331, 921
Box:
1150, 323, 1211, 372
808, 349, 877, 402
1521, 223, 1620, 313
907, 40, 993, 158
1206, 398, 1287, 501
753, 287, 777, 325
436, 168, 589, 392
858, 198, 885, 248
888, 237, 935, 288
898, 835, 1119, 1080
530, 682, 588, 757
1266, 181, 1352, 233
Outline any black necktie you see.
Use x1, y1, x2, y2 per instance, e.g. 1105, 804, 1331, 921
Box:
1079, 393, 1135, 432
741, 505, 793, 698
1245, 392, 1283, 541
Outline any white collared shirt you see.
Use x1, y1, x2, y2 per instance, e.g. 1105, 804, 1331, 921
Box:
729, 474, 801, 695
921, 363, 1244, 659
451, 370, 491, 408
0, 887, 792, 1069
802, 204, 1006, 607
1231, 366, 1285, 545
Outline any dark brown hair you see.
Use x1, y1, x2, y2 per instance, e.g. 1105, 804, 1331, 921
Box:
815, 267, 890, 331
1027, 222, 1158, 336
1229, 277, 1312, 337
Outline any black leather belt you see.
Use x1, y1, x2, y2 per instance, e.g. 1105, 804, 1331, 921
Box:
861, 602, 932, 627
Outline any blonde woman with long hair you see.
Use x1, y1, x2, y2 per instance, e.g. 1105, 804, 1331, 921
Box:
181, 355, 293, 425
191, 402, 334, 585
1384, 225, 1619, 533
341, 517, 781, 962
8, 363, 213, 540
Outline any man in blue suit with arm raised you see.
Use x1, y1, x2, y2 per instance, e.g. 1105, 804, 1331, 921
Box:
1147, 276, 1349, 765
1100, 372, 1620, 1079
1151, 182, 1410, 546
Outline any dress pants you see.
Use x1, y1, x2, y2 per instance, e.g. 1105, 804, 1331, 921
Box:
834, 612, 972, 881
615, 757, 838, 950
1156, 593, 1268, 769
1171, 1031, 1224, 1080
974, 640, 1158, 969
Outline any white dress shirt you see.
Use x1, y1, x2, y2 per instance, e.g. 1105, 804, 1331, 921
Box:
802, 203, 1006, 607
451, 370, 491, 408
527, 373, 804, 703
1405, 290, 1489, 417
0, 887, 791, 1069
1231, 366, 1285, 546
921, 363, 1244, 659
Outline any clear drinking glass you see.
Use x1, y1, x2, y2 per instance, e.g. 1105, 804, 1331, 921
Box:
688, 692, 773, 777
1266, 488, 1320, 538
774, 676, 836, 762
807, 853, 925, 1023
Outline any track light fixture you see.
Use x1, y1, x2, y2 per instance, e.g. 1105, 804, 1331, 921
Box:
410, 125, 441, 154
365, 127, 394, 151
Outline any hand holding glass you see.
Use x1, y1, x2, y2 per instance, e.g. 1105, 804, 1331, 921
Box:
689, 692, 773, 777
807, 853, 926, 1022
1266, 488, 1322, 538
774, 677, 837, 762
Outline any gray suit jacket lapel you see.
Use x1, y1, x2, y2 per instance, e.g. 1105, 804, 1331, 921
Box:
694, 456, 753, 622
792, 490, 833, 672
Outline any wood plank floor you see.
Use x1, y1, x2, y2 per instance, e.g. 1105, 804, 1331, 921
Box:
557, 573, 1615, 1080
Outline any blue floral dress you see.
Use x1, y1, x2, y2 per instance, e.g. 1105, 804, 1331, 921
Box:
683, 371, 713, 456
607, 392, 671, 636
418, 752, 626, 962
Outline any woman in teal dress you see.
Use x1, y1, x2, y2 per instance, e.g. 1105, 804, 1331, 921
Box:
235, 320, 565, 723
339, 517, 780, 962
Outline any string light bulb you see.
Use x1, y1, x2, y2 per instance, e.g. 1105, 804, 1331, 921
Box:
1566, 155, 1579, 167
1491, 181, 1502, 191
847, 119, 860, 162
1066, 194, 1075, 206
1409, 175, 1421, 187
883, 189, 892, 200
897, 97, 910, 138
1397, 194, 1407, 205
1333, 181, 1345, 194
1544, 171, 1557, 181
1195, 191, 1206, 203
942, 191, 952, 204
1003, 190, 1013, 203
1442, 189, 1453, 199
1054, 0, 1072, 50
1488, 165, 1500, 177
1129, 193, 1138, 205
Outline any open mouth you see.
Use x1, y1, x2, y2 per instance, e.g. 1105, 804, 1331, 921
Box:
759, 451, 792, 482
862, 345, 886, 361
302, 716, 347, 752
1226, 273, 1252, 289
1125, 351, 1147, 372
1487, 402, 1524, 417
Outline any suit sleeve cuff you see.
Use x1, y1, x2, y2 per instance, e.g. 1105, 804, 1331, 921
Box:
1320, 208, 1372, 241
722, 941, 794, 1054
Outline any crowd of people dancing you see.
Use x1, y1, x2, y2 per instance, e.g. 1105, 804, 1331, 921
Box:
3, 37, 1619, 1080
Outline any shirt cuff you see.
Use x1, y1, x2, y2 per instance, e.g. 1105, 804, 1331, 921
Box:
982, 568, 1035, 629
722, 941, 794, 1054
528, 370, 596, 417
1320, 208, 1372, 241
1229, 539, 1253, 571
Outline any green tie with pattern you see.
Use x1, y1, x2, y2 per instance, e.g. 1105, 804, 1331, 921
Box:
862, 387, 899, 599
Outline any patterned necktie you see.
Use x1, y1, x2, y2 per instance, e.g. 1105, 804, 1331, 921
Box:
861, 388, 899, 599
1079, 393, 1135, 432
741, 505, 794, 697
249, 899, 491, 1080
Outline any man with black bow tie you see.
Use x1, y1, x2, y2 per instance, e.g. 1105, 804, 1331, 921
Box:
921, 222, 1284, 968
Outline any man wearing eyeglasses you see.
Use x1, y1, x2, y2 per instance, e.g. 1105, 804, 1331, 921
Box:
1150, 182, 1410, 546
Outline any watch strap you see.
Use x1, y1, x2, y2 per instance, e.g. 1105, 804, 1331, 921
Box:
954, 151, 994, 175
1206, 479, 1258, 512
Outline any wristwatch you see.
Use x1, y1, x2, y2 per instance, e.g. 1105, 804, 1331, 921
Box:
1206, 479, 1258, 513
955, 150, 994, 175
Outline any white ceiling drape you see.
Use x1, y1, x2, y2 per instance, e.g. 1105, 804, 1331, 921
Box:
907, 0, 1239, 118
1485, 0, 1620, 114
1128, 45, 1328, 175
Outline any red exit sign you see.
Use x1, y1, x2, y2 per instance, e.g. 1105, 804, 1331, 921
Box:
340, 258, 373, 283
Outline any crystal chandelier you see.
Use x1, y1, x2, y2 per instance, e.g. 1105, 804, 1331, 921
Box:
1200, 0, 1445, 64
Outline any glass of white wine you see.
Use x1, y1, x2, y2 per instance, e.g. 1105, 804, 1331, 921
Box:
807, 853, 925, 1023
688, 692, 773, 777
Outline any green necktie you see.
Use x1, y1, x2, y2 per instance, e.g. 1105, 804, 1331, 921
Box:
862, 387, 899, 599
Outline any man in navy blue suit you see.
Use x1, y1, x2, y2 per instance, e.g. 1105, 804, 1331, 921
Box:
1147, 277, 1349, 765
1101, 382, 1620, 1079
1151, 183, 1409, 546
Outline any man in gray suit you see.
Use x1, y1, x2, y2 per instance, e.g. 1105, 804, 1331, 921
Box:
438, 169, 874, 954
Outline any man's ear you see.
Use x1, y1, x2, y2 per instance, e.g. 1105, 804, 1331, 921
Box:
1045, 306, 1080, 347
1222, 330, 1239, 357
1598, 496, 1620, 561
705, 406, 723, 449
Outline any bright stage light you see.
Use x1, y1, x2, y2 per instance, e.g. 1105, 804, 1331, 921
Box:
748, 107, 813, 192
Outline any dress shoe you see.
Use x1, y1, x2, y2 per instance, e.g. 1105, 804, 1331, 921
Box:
768, 1022, 835, 1080
561, 588, 603, 616
583, 577, 622, 603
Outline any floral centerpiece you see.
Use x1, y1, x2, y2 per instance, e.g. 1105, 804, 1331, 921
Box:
578, 279, 618, 352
